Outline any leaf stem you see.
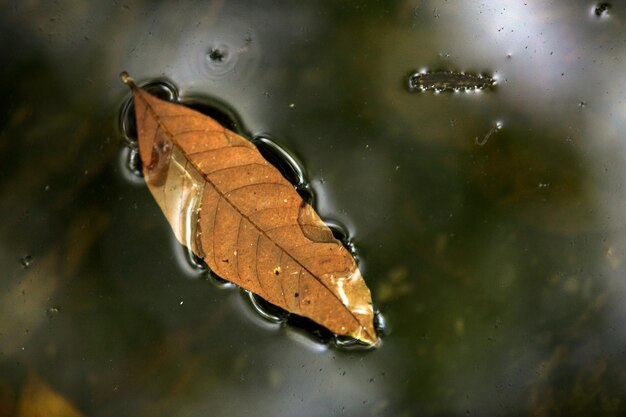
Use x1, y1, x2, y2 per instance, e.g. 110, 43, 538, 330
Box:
119, 71, 136, 88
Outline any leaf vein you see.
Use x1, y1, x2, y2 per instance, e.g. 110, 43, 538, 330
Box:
211, 197, 222, 275
187, 143, 255, 158
206, 162, 269, 177
227, 181, 294, 196
234, 216, 242, 282
276, 251, 287, 307
171, 127, 224, 138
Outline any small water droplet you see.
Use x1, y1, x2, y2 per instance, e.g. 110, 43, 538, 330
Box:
20, 255, 33, 268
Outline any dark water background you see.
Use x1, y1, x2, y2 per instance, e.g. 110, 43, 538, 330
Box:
1, 1, 625, 416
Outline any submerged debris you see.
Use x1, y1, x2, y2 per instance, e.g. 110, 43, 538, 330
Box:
408, 71, 496, 92
594, 3, 611, 17
475, 121, 503, 146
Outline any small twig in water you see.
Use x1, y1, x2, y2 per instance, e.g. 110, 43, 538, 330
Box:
475, 121, 503, 146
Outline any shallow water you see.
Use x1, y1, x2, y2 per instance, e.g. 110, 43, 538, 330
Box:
1, 1, 625, 416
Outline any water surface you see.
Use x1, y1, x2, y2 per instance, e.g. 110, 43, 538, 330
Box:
1, 1, 625, 416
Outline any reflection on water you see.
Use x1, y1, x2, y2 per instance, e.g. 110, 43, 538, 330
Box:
1, 1, 625, 416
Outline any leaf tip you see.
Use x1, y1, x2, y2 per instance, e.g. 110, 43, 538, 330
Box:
119, 71, 136, 88
360, 329, 381, 348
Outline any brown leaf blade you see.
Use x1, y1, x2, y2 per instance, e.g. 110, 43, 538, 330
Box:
122, 72, 378, 346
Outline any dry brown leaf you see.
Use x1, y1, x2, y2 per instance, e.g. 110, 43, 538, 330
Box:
121, 72, 378, 346
17, 374, 84, 417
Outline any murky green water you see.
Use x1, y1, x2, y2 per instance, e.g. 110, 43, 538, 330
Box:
1, 1, 625, 416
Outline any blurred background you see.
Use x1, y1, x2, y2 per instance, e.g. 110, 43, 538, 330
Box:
1, 1, 625, 416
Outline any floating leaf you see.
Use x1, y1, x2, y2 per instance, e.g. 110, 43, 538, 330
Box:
121, 72, 378, 346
